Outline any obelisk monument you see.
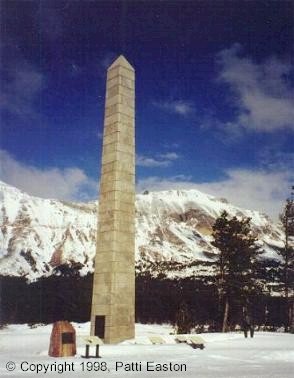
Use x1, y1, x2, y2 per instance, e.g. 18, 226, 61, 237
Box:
90, 56, 135, 343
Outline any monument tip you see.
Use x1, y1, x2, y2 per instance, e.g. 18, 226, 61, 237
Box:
108, 55, 134, 71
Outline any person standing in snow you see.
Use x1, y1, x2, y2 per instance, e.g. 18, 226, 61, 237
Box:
242, 307, 254, 338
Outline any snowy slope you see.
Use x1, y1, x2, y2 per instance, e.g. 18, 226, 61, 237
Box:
0, 181, 97, 280
0, 323, 293, 378
0, 181, 284, 281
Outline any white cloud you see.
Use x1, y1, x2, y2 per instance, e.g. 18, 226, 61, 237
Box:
217, 44, 294, 132
163, 142, 181, 149
0, 150, 97, 201
158, 152, 179, 160
1, 149, 291, 221
137, 175, 192, 192
136, 152, 179, 168
137, 169, 293, 221
136, 155, 170, 168
153, 100, 194, 116
197, 169, 292, 221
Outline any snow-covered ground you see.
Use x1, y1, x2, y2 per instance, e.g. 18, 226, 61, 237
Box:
0, 323, 293, 377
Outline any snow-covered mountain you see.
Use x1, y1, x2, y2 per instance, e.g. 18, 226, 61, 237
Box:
0, 181, 284, 281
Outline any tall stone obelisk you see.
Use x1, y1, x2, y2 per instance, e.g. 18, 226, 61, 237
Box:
90, 56, 135, 343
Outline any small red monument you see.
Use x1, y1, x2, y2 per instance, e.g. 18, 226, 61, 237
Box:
49, 321, 76, 357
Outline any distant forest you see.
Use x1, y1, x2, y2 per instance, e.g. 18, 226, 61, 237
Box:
0, 267, 287, 329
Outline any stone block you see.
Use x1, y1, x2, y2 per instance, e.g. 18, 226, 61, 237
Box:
111, 179, 134, 193
120, 133, 135, 146
96, 240, 120, 253
92, 272, 113, 285
94, 251, 117, 263
103, 131, 134, 147
98, 261, 134, 274
115, 247, 135, 262
99, 216, 135, 233
96, 235, 134, 253
100, 177, 134, 194
99, 200, 135, 215
120, 94, 135, 108
115, 191, 135, 203
92, 293, 113, 305
107, 65, 134, 81
100, 150, 117, 165
106, 75, 135, 91
121, 76, 134, 90
101, 150, 134, 167
119, 113, 134, 126
98, 230, 134, 245
105, 93, 135, 109
99, 179, 116, 193
98, 190, 135, 204
103, 131, 120, 145
106, 84, 134, 100
103, 121, 134, 135
99, 218, 134, 234
90, 304, 111, 316
99, 169, 119, 184
111, 306, 135, 324
106, 76, 119, 90
101, 150, 134, 171
101, 161, 134, 175
105, 103, 134, 118
104, 113, 134, 128
103, 122, 121, 134
102, 141, 134, 156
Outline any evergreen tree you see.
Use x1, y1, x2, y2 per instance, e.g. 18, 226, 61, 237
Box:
278, 190, 294, 332
212, 211, 261, 332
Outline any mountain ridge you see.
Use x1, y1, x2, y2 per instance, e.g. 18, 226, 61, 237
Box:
0, 180, 284, 282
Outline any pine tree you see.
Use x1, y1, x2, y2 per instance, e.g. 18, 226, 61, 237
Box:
278, 190, 294, 332
212, 211, 261, 332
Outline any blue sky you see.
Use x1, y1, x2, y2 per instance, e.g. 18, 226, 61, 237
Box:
0, 1, 293, 220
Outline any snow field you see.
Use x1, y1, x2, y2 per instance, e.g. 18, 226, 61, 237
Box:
0, 323, 293, 378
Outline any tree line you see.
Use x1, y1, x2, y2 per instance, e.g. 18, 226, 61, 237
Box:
0, 194, 293, 332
